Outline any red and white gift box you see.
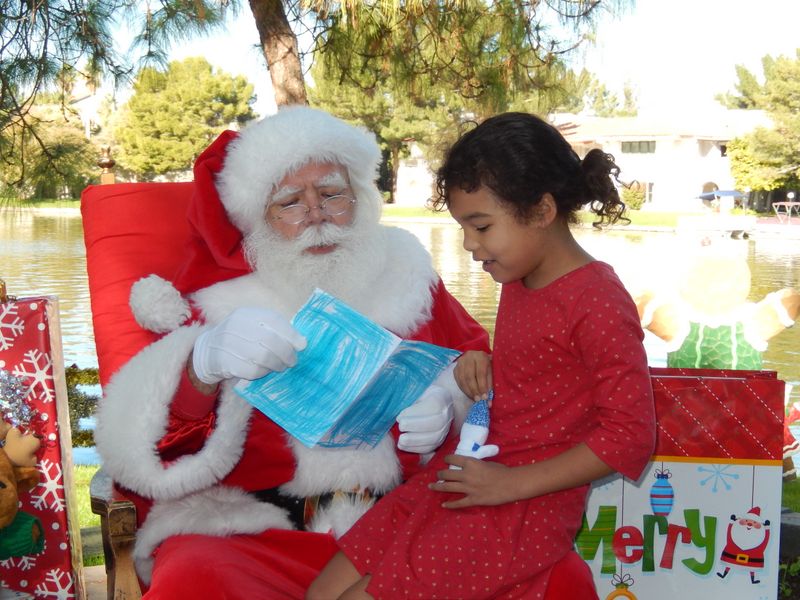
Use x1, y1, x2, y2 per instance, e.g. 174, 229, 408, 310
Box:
579, 367, 785, 600
0, 295, 85, 598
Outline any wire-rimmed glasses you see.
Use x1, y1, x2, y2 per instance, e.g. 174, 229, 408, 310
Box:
269, 194, 355, 225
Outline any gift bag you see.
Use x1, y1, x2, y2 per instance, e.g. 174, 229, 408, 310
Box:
578, 367, 784, 600
0, 293, 85, 598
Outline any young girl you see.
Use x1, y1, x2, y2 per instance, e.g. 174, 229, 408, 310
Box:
308, 112, 656, 599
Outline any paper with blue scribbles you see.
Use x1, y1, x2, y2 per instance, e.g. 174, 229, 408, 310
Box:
234, 289, 460, 448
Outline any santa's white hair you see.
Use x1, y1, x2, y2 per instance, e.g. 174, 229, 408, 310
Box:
216, 105, 383, 238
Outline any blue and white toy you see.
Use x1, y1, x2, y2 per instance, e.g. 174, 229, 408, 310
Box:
451, 393, 500, 468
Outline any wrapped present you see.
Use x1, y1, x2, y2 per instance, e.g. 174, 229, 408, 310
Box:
0, 293, 85, 598
578, 367, 784, 600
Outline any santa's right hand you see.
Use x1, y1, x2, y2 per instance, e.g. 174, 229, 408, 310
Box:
192, 307, 307, 385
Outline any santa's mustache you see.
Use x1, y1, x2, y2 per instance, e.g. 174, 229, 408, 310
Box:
244, 222, 356, 266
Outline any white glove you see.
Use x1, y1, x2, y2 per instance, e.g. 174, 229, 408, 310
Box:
396, 384, 453, 454
192, 307, 307, 385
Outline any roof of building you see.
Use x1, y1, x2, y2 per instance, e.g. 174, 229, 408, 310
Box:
551, 109, 771, 143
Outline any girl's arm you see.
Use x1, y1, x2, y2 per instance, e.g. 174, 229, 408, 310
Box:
453, 350, 492, 401
431, 442, 611, 509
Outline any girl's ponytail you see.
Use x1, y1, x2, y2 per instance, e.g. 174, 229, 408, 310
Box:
581, 149, 629, 228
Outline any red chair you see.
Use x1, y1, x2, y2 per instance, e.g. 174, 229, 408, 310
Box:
82, 181, 194, 600
81, 180, 597, 599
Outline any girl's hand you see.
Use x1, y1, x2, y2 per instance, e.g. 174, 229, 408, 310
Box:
430, 454, 521, 508
454, 350, 492, 402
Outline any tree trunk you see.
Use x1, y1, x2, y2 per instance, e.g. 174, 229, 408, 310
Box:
389, 145, 401, 204
247, 0, 307, 106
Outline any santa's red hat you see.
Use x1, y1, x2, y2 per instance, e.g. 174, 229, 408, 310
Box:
743, 507, 763, 521
130, 105, 383, 333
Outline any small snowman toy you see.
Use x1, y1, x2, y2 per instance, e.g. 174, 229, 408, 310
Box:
451, 394, 500, 468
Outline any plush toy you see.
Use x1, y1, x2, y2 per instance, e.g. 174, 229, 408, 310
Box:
635, 240, 800, 478
452, 396, 500, 465
0, 422, 44, 559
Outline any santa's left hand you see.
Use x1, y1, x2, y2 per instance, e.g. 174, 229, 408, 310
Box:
396, 384, 453, 454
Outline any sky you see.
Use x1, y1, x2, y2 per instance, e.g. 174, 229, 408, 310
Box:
581, 0, 800, 115
162, 0, 800, 118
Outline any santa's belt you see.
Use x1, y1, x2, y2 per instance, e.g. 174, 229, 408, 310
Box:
721, 551, 763, 565
251, 487, 380, 531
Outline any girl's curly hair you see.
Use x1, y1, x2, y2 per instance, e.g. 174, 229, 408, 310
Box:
433, 112, 628, 228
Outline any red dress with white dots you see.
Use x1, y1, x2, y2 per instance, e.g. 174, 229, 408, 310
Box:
338, 262, 656, 599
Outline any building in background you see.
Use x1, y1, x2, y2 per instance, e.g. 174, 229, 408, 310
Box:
552, 108, 770, 210
393, 108, 771, 210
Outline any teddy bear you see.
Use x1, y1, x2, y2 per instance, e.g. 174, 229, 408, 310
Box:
635, 239, 800, 478
0, 421, 44, 559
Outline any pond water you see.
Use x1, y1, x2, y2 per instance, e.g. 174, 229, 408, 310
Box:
2, 210, 799, 405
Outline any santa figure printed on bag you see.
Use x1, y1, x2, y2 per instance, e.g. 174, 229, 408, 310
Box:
716, 506, 771, 584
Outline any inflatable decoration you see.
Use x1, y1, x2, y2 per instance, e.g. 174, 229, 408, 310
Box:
636, 240, 800, 478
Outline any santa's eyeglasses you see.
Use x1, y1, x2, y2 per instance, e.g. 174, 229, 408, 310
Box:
269, 194, 355, 225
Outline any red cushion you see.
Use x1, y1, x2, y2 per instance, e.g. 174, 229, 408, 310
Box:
81, 182, 194, 386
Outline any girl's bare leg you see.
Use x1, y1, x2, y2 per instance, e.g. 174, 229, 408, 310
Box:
306, 551, 371, 600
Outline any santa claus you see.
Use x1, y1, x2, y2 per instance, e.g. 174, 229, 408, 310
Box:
94, 106, 490, 598
717, 506, 771, 584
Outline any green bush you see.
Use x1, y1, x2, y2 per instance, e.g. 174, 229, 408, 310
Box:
621, 186, 646, 211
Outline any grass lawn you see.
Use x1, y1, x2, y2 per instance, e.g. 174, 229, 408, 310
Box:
1, 197, 81, 209
381, 203, 688, 228
73, 465, 103, 566
784, 477, 800, 513
74, 465, 101, 530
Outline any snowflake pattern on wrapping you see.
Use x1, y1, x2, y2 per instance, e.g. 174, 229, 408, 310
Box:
30, 459, 66, 512
0, 303, 25, 351
34, 568, 75, 599
12, 349, 55, 403
0, 298, 77, 598
1, 552, 40, 571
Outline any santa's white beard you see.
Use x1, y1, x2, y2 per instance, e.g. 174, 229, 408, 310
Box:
244, 218, 387, 313
730, 522, 766, 551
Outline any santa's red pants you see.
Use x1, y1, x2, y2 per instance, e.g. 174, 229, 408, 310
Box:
143, 531, 597, 599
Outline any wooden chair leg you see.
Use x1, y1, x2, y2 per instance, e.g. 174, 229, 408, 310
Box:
90, 470, 142, 599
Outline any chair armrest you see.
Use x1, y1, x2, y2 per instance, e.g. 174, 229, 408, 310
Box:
90, 468, 142, 600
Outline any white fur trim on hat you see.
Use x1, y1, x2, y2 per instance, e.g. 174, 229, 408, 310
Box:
216, 106, 383, 236
130, 274, 191, 333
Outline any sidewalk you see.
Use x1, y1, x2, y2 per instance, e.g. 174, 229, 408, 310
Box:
84, 565, 107, 600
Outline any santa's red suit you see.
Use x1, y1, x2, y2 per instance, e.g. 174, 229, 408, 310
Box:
719, 511, 771, 571
94, 107, 490, 598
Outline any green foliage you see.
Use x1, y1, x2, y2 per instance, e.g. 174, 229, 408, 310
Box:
620, 185, 645, 211
310, 2, 632, 199
727, 50, 800, 191
716, 63, 764, 109
0, 0, 123, 170
313, 1, 622, 119
779, 556, 800, 598
1, 106, 100, 198
115, 57, 256, 179
65, 365, 99, 447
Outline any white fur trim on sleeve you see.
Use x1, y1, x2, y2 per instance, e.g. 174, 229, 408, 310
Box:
94, 323, 254, 501
134, 486, 293, 584
130, 274, 191, 333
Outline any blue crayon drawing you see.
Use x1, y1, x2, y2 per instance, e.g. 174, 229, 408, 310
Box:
235, 289, 460, 448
